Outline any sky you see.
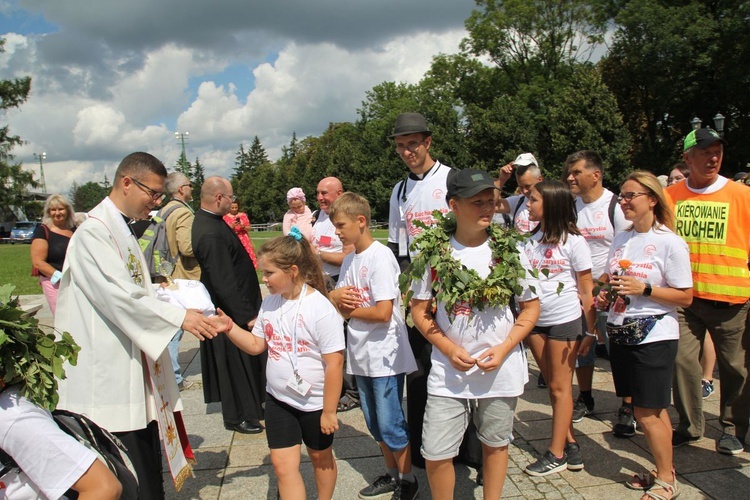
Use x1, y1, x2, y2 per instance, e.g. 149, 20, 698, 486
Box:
0, 0, 476, 195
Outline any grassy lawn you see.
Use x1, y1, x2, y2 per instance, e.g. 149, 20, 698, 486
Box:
0, 229, 391, 296
0, 244, 40, 295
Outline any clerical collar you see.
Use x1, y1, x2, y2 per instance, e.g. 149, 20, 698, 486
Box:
121, 213, 139, 237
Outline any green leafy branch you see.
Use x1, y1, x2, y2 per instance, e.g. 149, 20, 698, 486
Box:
0, 284, 80, 410
398, 211, 528, 317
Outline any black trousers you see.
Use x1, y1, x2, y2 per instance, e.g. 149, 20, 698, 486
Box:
114, 421, 163, 500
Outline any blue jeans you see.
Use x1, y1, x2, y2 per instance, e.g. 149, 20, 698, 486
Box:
355, 374, 409, 452
168, 329, 183, 384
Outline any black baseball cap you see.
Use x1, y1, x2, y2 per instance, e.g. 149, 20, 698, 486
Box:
683, 128, 727, 152
446, 169, 498, 201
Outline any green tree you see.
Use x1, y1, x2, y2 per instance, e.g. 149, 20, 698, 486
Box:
175, 151, 192, 177
0, 39, 36, 221
190, 157, 205, 211
463, 0, 610, 85
70, 181, 109, 212
233, 144, 248, 181
600, 0, 749, 173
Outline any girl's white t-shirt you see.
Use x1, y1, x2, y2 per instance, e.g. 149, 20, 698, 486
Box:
506, 195, 539, 233
336, 241, 417, 377
411, 237, 537, 398
524, 232, 592, 326
252, 288, 345, 410
606, 227, 693, 344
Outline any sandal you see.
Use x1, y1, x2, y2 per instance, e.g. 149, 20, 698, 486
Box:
336, 396, 360, 412
626, 470, 656, 490
626, 466, 675, 491
642, 477, 680, 500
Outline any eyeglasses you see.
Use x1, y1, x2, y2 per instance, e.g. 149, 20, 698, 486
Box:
617, 191, 650, 202
180, 183, 192, 188
131, 177, 166, 202
219, 193, 237, 202
395, 141, 424, 154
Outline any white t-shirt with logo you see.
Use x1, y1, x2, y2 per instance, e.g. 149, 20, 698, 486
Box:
524, 232, 592, 326
0, 386, 97, 500
312, 211, 344, 277
606, 228, 692, 344
252, 289, 346, 411
506, 195, 539, 233
336, 241, 417, 377
575, 189, 628, 278
411, 237, 538, 398
388, 161, 452, 258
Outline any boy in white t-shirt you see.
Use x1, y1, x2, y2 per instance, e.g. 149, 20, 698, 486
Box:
329, 192, 419, 500
406, 169, 540, 500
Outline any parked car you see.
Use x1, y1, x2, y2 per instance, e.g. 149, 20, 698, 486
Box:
10, 221, 40, 244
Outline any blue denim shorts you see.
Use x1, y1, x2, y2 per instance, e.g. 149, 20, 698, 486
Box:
355, 374, 409, 452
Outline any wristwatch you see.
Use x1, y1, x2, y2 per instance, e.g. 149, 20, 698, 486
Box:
643, 283, 652, 297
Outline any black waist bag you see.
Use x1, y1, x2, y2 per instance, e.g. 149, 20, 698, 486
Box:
606, 314, 666, 346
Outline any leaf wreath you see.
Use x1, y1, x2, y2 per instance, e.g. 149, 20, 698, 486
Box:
398, 210, 529, 317
0, 284, 80, 410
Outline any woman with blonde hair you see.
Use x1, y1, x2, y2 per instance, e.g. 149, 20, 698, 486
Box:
598, 171, 692, 500
30, 194, 76, 315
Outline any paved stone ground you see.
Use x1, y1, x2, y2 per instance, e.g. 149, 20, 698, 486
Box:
21, 294, 750, 499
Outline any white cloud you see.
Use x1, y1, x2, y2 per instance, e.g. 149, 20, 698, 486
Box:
4, 2, 472, 194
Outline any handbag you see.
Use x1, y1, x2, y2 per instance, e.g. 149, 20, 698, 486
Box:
30, 224, 50, 277
606, 314, 666, 346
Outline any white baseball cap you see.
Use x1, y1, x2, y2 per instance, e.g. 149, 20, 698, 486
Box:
513, 153, 538, 167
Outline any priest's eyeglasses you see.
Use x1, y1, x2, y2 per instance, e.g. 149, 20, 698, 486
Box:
131, 177, 166, 203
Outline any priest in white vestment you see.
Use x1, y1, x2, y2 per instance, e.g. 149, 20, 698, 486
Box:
55, 152, 218, 499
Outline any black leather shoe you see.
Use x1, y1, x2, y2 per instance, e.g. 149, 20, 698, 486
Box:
225, 420, 263, 434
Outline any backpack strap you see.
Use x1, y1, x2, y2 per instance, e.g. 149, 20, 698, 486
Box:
511, 195, 525, 224
607, 193, 618, 229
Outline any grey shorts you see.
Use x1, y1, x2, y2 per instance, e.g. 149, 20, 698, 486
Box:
420, 394, 517, 461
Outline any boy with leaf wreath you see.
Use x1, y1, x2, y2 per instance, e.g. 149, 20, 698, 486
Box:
402, 169, 540, 499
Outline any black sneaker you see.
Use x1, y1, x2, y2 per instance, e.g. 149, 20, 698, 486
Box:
392, 478, 419, 500
537, 373, 547, 388
564, 442, 584, 471
672, 433, 701, 448
525, 450, 568, 477
359, 474, 397, 499
613, 405, 636, 438
572, 396, 594, 423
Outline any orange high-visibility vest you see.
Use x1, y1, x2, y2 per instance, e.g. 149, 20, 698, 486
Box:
666, 179, 750, 304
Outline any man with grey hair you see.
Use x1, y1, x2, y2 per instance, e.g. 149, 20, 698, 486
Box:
192, 176, 266, 434
160, 172, 201, 390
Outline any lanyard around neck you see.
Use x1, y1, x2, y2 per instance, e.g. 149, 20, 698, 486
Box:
284, 283, 308, 375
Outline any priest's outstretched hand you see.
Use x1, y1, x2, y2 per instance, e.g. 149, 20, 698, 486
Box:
182, 309, 219, 340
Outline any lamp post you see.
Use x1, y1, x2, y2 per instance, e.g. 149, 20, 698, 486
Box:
33, 152, 47, 193
690, 117, 702, 130
175, 132, 189, 175
713, 113, 725, 136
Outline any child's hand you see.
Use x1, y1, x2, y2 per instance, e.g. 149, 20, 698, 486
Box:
330, 286, 362, 310
577, 334, 595, 357
445, 344, 476, 372
320, 411, 339, 435
475, 345, 505, 371
208, 308, 234, 333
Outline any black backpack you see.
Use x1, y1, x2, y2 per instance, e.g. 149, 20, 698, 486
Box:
0, 409, 139, 499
